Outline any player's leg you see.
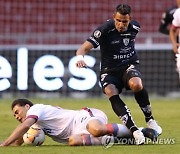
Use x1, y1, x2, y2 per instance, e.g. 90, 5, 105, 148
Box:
108, 93, 145, 145
100, 72, 145, 144
129, 76, 154, 122
100, 72, 140, 134
87, 108, 144, 145
87, 119, 132, 137
69, 134, 116, 146
75, 118, 131, 146
134, 85, 162, 135
69, 110, 115, 146
68, 134, 101, 146
70, 110, 104, 146
84, 108, 132, 138
126, 65, 162, 135
85, 120, 158, 145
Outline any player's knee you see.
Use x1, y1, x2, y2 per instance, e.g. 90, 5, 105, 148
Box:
105, 84, 118, 96
131, 83, 143, 92
89, 126, 105, 137
129, 78, 143, 92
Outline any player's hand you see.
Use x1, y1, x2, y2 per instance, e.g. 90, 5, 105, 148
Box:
0, 142, 5, 146
173, 44, 180, 54
173, 47, 178, 54
76, 55, 87, 68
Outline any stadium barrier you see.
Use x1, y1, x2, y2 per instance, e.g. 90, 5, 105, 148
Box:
0, 45, 179, 98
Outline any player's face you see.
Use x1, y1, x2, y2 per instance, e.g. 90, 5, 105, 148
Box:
13, 104, 30, 123
113, 12, 131, 32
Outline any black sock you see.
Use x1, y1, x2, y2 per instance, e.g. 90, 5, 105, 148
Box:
109, 95, 138, 132
134, 88, 154, 122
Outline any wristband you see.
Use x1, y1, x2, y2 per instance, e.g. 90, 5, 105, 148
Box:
76, 55, 84, 61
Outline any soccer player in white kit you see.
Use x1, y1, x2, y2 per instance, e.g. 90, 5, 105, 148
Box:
170, 7, 180, 82
0, 99, 157, 146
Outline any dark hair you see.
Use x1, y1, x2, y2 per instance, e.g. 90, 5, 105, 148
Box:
115, 4, 131, 15
11, 99, 33, 110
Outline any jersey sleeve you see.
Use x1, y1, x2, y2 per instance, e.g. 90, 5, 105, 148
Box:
172, 9, 180, 27
26, 104, 44, 122
131, 20, 140, 33
87, 19, 114, 48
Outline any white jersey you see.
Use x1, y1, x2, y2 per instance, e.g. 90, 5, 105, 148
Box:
172, 8, 180, 52
26, 104, 108, 143
172, 8, 180, 77
172, 8, 180, 28
26, 104, 79, 142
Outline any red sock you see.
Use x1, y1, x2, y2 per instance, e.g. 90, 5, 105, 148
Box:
106, 123, 118, 136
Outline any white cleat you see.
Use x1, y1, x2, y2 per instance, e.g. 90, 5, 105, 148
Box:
147, 119, 162, 135
133, 130, 145, 145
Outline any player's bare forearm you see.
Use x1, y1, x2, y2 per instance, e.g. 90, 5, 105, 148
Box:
169, 27, 179, 54
1, 124, 29, 146
76, 41, 94, 56
76, 41, 94, 68
0, 138, 23, 147
0, 118, 35, 146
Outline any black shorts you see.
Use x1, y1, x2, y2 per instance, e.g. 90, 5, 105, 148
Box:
100, 64, 142, 94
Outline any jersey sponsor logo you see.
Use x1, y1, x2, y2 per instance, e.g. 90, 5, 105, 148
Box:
123, 38, 129, 46
113, 51, 135, 59
93, 30, 101, 38
111, 40, 120, 44
120, 33, 131, 36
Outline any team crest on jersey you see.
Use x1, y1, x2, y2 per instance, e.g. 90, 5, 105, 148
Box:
123, 38, 129, 46
94, 30, 101, 38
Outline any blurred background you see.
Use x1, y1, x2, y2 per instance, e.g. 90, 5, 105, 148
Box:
0, 0, 179, 98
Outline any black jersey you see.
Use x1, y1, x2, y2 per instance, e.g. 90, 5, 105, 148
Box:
87, 19, 140, 71
159, 6, 177, 35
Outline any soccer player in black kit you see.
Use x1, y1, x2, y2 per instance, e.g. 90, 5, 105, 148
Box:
159, 5, 177, 35
76, 4, 162, 145
159, 0, 180, 35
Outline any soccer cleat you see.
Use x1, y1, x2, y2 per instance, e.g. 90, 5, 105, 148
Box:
101, 135, 114, 148
133, 130, 145, 145
141, 128, 158, 142
147, 119, 162, 135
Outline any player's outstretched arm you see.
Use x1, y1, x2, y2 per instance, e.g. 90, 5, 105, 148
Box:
169, 25, 179, 54
76, 41, 94, 68
0, 118, 36, 146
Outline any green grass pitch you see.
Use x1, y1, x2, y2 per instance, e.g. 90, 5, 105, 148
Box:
0, 97, 180, 154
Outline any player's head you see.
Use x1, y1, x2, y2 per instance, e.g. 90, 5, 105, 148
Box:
11, 99, 34, 123
113, 4, 131, 32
